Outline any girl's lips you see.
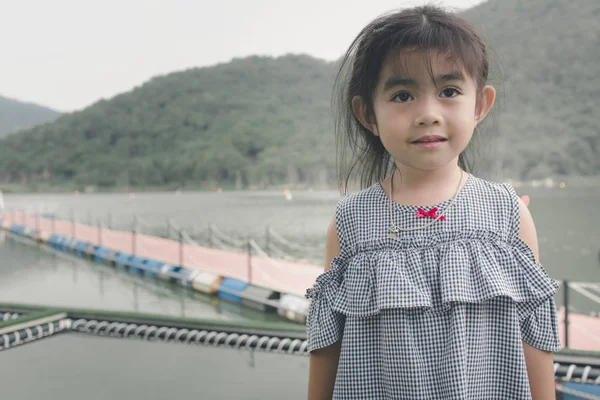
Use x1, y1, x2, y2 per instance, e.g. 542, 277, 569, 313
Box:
411, 134, 447, 143
412, 138, 447, 149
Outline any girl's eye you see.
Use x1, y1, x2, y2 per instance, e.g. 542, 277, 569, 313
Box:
440, 88, 460, 98
392, 92, 413, 102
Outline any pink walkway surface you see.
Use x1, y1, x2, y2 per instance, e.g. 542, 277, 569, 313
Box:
2, 212, 599, 351
4, 213, 323, 298
557, 308, 600, 351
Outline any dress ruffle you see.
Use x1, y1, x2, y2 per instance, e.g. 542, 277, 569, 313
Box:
521, 296, 562, 351
305, 231, 559, 351
304, 255, 347, 352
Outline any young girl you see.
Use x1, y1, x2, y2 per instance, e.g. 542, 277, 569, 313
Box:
305, 5, 560, 400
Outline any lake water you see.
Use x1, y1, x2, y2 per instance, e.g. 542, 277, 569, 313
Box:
0, 232, 310, 400
0, 184, 599, 399
1, 184, 600, 318
3, 184, 600, 281
0, 236, 297, 325
0, 333, 310, 400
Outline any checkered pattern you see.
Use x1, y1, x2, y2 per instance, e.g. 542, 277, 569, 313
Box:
305, 174, 561, 399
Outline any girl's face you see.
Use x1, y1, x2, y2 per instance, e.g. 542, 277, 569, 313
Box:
356, 49, 495, 172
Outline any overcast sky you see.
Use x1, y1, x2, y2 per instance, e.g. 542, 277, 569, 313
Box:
1, 0, 485, 112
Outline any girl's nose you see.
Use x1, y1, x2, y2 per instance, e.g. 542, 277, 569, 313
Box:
414, 102, 442, 127
415, 116, 441, 126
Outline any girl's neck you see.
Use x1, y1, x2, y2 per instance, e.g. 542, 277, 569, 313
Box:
392, 163, 463, 190
387, 162, 465, 206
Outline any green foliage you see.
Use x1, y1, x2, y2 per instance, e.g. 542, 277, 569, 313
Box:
463, 0, 600, 179
0, 54, 336, 189
0, 95, 60, 138
0, 0, 597, 190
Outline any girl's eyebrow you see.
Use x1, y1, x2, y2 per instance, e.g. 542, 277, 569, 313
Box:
383, 71, 465, 92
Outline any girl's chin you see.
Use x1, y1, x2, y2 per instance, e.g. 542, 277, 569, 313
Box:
394, 156, 461, 172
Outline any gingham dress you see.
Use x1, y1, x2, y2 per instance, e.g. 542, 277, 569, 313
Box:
305, 174, 561, 400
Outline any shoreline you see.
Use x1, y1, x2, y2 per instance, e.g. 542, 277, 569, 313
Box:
0, 177, 600, 196
2, 177, 599, 195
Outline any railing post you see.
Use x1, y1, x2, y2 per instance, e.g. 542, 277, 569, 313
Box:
247, 239, 252, 283
35, 208, 40, 232
107, 212, 112, 230
179, 229, 184, 268
208, 224, 213, 248
71, 209, 76, 238
563, 281, 570, 348
97, 219, 102, 247
132, 213, 137, 256
265, 226, 270, 256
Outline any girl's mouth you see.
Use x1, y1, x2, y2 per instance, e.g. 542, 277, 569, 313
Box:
411, 135, 448, 148
411, 135, 447, 144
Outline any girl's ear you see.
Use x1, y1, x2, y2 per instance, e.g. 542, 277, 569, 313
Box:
475, 85, 496, 124
351, 95, 379, 136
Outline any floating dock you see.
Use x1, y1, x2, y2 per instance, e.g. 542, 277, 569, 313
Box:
1, 211, 599, 354
0, 212, 316, 325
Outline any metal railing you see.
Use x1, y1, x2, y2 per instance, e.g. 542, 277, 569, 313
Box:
1, 207, 323, 262
2, 208, 599, 348
559, 281, 600, 349
0, 209, 317, 305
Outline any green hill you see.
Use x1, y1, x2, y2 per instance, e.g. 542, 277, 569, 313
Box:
0, 0, 597, 191
0, 55, 335, 190
0, 95, 60, 138
462, 0, 599, 180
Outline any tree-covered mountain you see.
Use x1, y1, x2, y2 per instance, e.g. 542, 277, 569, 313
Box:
0, 55, 336, 189
0, 0, 597, 191
462, 0, 599, 181
0, 95, 60, 138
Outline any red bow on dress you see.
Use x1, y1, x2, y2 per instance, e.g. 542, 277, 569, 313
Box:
414, 207, 446, 220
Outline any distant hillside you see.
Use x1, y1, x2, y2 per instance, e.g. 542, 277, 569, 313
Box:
0, 55, 335, 189
0, 95, 60, 138
0, 0, 597, 191
462, 0, 599, 180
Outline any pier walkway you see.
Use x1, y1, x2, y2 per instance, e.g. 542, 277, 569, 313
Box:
1, 211, 600, 352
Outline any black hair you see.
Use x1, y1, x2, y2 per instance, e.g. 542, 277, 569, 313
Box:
334, 5, 493, 193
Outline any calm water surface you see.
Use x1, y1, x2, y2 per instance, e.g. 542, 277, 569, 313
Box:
3, 185, 600, 279
0, 236, 296, 325
1, 185, 599, 318
0, 333, 309, 399
0, 185, 599, 398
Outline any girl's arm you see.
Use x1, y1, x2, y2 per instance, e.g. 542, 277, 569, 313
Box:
518, 199, 557, 400
308, 340, 342, 400
307, 217, 342, 400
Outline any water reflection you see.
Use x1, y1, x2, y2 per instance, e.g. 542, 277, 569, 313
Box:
0, 236, 298, 327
